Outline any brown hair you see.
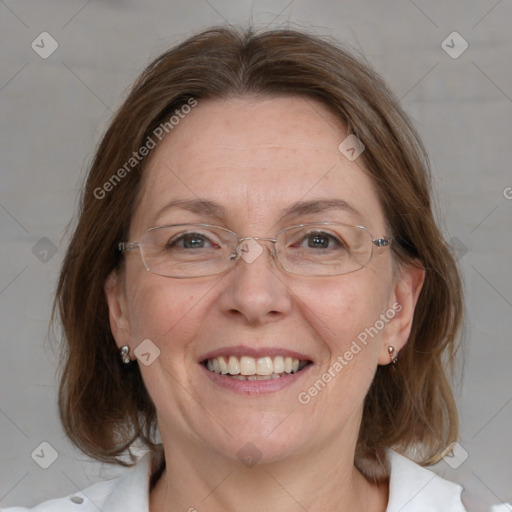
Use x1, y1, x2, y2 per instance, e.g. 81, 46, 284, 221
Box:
54, 26, 463, 477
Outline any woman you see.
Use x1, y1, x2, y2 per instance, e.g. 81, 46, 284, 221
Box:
4, 26, 466, 511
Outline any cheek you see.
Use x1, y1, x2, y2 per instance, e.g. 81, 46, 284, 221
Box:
124, 273, 208, 351
293, 272, 390, 354
298, 280, 390, 410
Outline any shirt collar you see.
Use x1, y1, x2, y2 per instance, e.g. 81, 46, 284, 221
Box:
98, 448, 466, 512
385, 449, 466, 511
101, 451, 156, 512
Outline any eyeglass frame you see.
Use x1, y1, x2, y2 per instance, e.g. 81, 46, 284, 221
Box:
117, 222, 393, 278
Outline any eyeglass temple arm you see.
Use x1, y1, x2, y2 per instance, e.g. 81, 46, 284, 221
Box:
118, 242, 140, 252
373, 238, 392, 248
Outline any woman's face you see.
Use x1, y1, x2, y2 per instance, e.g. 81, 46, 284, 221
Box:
106, 96, 419, 464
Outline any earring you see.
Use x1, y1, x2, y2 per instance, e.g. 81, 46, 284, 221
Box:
387, 345, 398, 364
120, 345, 131, 364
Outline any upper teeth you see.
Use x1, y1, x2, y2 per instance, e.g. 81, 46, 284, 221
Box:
205, 355, 304, 376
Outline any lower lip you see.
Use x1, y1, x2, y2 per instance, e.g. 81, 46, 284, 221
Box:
200, 363, 312, 395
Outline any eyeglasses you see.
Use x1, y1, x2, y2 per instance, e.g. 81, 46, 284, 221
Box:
118, 223, 392, 278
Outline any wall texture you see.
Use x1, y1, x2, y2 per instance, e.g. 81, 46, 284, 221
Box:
1, 1, 511, 511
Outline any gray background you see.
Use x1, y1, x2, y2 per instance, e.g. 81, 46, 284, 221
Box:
0, 1, 511, 511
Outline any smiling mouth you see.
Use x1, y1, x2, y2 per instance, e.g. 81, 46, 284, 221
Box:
203, 355, 311, 381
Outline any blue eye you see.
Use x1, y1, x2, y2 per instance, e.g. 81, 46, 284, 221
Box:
168, 232, 215, 249
301, 232, 345, 250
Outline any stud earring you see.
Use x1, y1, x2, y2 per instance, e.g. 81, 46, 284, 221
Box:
388, 345, 398, 364
120, 345, 131, 364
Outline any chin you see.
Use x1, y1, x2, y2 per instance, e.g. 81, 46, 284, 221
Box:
199, 413, 314, 466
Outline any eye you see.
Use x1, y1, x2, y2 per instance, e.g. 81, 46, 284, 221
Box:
306, 232, 334, 249
167, 232, 218, 250
299, 231, 346, 250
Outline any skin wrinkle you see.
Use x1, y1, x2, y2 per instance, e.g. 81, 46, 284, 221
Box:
105, 96, 422, 512
150, 198, 367, 235
203, 142, 341, 152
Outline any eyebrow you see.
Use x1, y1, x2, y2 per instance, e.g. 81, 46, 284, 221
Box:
154, 198, 361, 225
278, 199, 362, 221
154, 199, 226, 223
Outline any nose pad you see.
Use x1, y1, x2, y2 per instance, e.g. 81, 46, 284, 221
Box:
233, 238, 278, 267
240, 238, 265, 264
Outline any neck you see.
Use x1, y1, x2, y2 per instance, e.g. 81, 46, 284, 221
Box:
149, 430, 388, 512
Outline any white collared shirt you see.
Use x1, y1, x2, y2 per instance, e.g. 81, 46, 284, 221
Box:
1, 449, 468, 511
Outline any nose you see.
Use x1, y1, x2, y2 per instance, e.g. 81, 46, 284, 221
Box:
217, 239, 293, 325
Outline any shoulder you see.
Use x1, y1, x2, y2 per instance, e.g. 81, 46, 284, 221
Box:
386, 449, 467, 512
1, 452, 156, 512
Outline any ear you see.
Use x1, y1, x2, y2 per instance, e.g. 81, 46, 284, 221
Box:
378, 261, 425, 365
104, 269, 132, 356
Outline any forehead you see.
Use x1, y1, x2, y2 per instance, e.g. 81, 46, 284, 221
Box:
132, 95, 386, 234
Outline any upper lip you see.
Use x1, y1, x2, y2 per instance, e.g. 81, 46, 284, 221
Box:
199, 345, 313, 363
